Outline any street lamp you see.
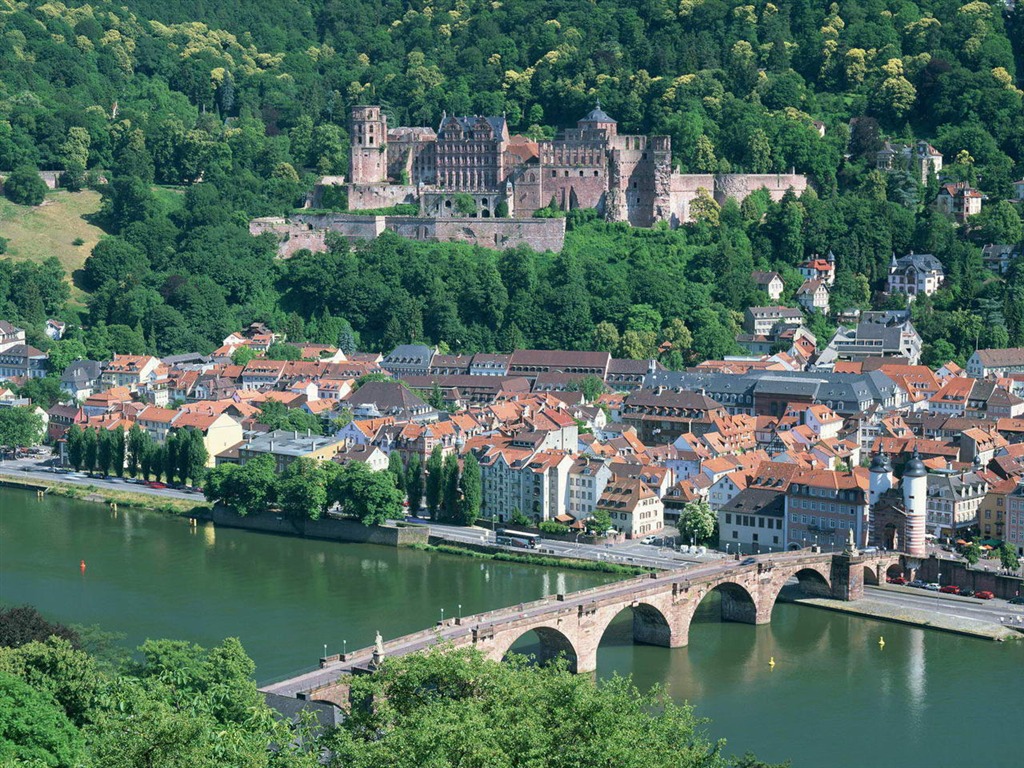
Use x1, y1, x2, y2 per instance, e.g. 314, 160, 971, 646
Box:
323, 643, 327, 659
458, 604, 462, 620
343, 640, 347, 657
440, 607, 445, 623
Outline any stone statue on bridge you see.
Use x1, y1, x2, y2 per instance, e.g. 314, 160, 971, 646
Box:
372, 631, 384, 668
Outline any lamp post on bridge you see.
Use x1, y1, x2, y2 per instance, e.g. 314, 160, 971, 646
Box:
440, 607, 445, 623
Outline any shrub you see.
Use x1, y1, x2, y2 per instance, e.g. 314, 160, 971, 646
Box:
539, 520, 570, 535
3, 167, 48, 206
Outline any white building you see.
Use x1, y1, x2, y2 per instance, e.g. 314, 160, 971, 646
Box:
887, 253, 944, 298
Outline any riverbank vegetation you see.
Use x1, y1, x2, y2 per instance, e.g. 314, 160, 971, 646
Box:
410, 541, 654, 576
0, 609, 787, 768
203, 455, 403, 525
0, 475, 207, 516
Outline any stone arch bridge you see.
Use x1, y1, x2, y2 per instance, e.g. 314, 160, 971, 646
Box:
263, 550, 902, 702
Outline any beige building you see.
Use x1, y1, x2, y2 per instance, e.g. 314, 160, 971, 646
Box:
101, 355, 162, 391
221, 429, 344, 473
595, 477, 664, 539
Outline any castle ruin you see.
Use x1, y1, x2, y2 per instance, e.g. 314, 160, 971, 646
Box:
349, 104, 808, 227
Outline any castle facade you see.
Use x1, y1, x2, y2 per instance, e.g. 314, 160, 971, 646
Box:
348, 105, 808, 227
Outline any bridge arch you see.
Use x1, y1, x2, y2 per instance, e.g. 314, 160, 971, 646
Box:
594, 601, 679, 653
491, 625, 580, 672
680, 580, 761, 643
863, 565, 880, 586
792, 567, 832, 597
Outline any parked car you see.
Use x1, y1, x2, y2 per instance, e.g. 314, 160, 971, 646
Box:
939, 585, 960, 595
973, 590, 995, 600
959, 588, 975, 597
908, 580, 926, 589
1008, 596, 1024, 605
887, 576, 907, 585
923, 583, 941, 591
146, 481, 167, 490
641, 536, 657, 545
741, 557, 757, 566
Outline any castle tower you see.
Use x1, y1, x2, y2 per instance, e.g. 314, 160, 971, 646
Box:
577, 101, 617, 139
350, 106, 388, 184
868, 450, 893, 546
902, 448, 928, 558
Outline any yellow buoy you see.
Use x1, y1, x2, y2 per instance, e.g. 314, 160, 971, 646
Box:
878, 636, 885, 648
769, 656, 776, 669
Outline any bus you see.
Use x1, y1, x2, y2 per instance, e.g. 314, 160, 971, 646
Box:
495, 529, 540, 549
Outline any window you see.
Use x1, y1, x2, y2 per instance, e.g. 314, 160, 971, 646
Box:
725, 514, 732, 524
732, 530, 738, 539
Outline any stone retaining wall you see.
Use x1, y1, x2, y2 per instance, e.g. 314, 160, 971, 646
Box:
211, 507, 428, 547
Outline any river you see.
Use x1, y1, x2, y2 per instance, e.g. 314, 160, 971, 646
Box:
2, 489, 1020, 767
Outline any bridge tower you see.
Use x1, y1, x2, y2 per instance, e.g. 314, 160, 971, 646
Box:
902, 448, 928, 558
868, 451, 893, 547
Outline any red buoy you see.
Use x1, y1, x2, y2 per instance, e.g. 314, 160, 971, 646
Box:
80, 559, 86, 572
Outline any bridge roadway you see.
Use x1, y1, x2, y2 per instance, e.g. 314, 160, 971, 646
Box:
262, 549, 895, 699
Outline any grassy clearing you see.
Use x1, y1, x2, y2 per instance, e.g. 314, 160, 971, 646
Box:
0, 190, 104, 283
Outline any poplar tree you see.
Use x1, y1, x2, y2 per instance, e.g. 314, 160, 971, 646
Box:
406, 452, 423, 515
425, 445, 443, 518
442, 453, 460, 522
66, 425, 84, 471
458, 452, 482, 526
82, 428, 98, 474
387, 450, 405, 492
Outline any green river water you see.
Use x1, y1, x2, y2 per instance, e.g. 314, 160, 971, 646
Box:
1, 488, 1020, 767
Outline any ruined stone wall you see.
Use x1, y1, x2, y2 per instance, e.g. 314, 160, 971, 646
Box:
421, 190, 507, 218
386, 216, 565, 252
387, 138, 436, 184
542, 166, 608, 212
510, 166, 543, 217
666, 173, 808, 225
346, 183, 419, 210
714, 173, 808, 205
667, 174, 715, 226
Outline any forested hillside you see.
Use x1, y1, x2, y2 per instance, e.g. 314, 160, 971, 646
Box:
1, 0, 1022, 367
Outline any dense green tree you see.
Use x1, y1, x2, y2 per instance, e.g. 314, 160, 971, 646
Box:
679, 499, 717, 545
331, 462, 403, 526
0, 407, 44, 449
16, 376, 63, 409
999, 543, 1019, 573
204, 455, 277, 516
277, 458, 329, 520
0, 671, 86, 767
327, 647, 733, 768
